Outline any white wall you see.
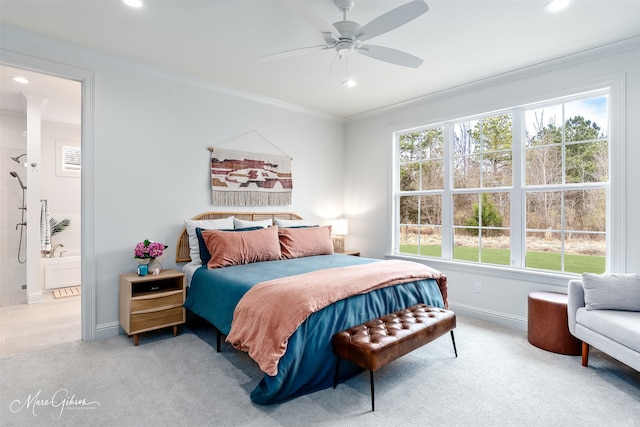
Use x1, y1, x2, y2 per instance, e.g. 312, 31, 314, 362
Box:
1, 25, 345, 337
344, 39, 640, 329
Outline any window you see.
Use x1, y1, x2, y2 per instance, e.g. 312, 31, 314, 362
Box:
395, 89, 610, 275
55, 140, 81, 177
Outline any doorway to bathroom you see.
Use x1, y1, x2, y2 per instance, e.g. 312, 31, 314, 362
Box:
0, 63, 83, 354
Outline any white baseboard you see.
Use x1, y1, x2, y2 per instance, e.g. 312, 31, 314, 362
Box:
27, 291, 43, 304
95, 321, 120, 339
449, 302, 528, 332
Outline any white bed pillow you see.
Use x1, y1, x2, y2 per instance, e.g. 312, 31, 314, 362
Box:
184, 217, 234, 264
582, 272, 640, 311
273, 218, 309, 228
233, 217, 272, 229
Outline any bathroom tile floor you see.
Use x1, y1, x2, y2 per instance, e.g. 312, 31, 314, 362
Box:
0, 292, 80, 358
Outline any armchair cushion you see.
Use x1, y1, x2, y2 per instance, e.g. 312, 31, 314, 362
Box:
582, 273, 640, 311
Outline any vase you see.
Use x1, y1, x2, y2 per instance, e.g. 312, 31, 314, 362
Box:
136, 258, 150, 276
148, 259, 162, 274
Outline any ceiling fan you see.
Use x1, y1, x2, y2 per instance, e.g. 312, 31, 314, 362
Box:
262, 0, 429, 68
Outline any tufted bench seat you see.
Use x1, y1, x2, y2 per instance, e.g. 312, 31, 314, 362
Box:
332, 303, 457, 411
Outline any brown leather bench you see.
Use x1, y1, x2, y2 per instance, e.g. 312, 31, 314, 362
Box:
332, 303, 457, 411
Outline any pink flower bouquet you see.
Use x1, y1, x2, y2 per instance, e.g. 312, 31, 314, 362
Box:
134, 239, 168, 260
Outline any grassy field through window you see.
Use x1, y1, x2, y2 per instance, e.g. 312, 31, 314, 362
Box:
399, 245, 605, 274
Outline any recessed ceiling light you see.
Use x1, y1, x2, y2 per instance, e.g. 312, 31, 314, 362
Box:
12, 76, 29, 84
121, 0, 143, 8
544, 0, 571, 13
342, 79, 357, 88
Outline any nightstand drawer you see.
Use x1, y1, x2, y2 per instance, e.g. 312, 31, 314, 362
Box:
131, 290, 183, 313
131, 306, 184, 332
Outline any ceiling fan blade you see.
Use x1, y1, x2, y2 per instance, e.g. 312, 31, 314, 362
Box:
286, 0, 341, 42
357, 45, 423, 68
260, 44, 329, 61
356, 0, 429, 42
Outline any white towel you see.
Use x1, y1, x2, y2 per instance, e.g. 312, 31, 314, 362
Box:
40, 200, 51, 252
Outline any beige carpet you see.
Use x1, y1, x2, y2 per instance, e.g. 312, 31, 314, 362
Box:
53, 286, 81, 299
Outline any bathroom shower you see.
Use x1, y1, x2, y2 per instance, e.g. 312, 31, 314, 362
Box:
10, 170, 27, 264
10, 153, 27, 164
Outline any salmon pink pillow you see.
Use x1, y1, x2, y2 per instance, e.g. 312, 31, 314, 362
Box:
203, 226, 281, 269
278, 226, 334, 259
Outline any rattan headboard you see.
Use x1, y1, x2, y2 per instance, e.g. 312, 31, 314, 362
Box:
176, 211, 303, 263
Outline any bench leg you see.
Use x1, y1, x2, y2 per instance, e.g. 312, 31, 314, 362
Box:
333, 357, 341, 389
216, 328, 222, 353
370, 370, 375, 412
451, 330, 458, 357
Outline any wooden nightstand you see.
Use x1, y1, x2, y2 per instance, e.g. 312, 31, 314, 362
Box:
342, 251, 361, 256
119, 269, 186, 346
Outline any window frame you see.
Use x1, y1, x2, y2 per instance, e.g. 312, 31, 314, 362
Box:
392, 77, 625, 278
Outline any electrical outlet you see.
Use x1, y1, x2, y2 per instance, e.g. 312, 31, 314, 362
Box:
474, 282, 482, 293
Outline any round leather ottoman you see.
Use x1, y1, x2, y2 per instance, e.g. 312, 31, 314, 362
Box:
528, 291, 581, 355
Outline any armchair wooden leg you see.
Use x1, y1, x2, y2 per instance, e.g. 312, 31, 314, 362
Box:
581, 341, 590, 367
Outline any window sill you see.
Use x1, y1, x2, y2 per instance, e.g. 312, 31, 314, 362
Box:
385, 253, 579, 288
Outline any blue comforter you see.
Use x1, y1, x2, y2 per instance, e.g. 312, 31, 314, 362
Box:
184, 254, 444, 405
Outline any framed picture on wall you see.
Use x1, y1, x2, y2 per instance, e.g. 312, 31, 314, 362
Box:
55, 139, 80, 177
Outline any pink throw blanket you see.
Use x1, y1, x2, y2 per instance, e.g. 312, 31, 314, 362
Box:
226, 259, 447, 376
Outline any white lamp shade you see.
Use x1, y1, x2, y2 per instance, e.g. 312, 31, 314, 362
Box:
331, 219, 348, 236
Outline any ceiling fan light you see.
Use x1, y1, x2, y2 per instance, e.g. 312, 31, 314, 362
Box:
121, 0, 143, 8
543, 0, 571, 13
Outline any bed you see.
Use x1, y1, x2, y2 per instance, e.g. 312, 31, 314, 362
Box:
177, 212, 448, 405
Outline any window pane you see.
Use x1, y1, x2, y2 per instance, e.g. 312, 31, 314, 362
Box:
399, 195, 419, 225
421, 160, 443, 190
564, 189, 606, 232
480, 230, 510, 266
525, 104, 563, 147
400, 162, 420, 191
454, 155, 480, 188
483, 150, 512, 187
454, 121, 479, 156
479, 115, 512, 154
526, 231, 562, 271
455, 193, 509, 228
453, 192, 510, 265
565, 233, 605, 274
399, 224, 417, 255
564, 96, 609, 141
455, 115, 512, 188
565, 140, 608, 183
399, 133, 424, 162
423, 128, 445, 159
419, 195, 442, 226
418, 226, 442, 257
454, 228, 479, 262
526, 145, 562, 185
488, 192, 511, 229
453, 193, 477, 226
526, 191, 561, 230
399, 195, 441, 256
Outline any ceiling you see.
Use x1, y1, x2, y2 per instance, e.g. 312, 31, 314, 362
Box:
1, 0, 640, 121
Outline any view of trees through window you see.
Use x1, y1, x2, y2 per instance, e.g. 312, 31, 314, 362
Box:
397, 91, 609, 274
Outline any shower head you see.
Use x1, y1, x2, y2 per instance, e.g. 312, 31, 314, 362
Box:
9, 171, 27, 190
10, 153, 27, 164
